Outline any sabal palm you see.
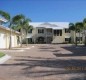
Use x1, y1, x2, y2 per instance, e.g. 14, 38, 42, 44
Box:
0, 10, 12, 49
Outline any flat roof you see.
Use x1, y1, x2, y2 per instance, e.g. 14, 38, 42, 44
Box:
30, 22, 69, 29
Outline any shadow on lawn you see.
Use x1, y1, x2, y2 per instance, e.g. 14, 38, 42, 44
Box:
0, 57, 86, 79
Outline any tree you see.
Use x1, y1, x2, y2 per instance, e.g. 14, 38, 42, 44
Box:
83, 18, 86, 46
24, 25, 33, 46
12, 14, 31, 47
0, 10, 12, 49
69, 23, 77, 46
75, 22, 83, 43
20, 18, 33, 46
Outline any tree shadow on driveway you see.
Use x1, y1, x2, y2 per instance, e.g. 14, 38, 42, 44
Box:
0, 45, 86, 79
0, 57, 86, 79
53, 46, 86, 57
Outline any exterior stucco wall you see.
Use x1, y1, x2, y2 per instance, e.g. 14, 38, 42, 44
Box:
25, 22, 85, 44
0, 26, 21, 48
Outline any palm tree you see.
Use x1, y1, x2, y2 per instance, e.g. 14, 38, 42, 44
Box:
75, 22, 83, 43
0, 10, 12, 49
69, 23, 78, 46
83, 18, 86, 46
24, 25, 33, 46
12, 14, 31, 47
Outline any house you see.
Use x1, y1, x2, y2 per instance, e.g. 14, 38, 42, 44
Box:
24, 22, 83, 44
0, 18, 21, 48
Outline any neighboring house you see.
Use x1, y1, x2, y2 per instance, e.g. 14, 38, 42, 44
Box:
24, 22, 83, 44
0, 18, 21, 48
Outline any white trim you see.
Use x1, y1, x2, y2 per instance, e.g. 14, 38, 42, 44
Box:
65, 36, 70, 38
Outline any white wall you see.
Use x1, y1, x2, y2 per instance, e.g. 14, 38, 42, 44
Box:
0, 33, 6, 48
11, 35, 15, 47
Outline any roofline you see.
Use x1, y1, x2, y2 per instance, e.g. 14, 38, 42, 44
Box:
0, 25, 20, 35
30, 21, 69, 23
0, 18, 7, 23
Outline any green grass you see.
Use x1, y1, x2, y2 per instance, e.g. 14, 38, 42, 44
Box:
0, 52, 5, 58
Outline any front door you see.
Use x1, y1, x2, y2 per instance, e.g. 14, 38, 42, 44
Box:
37, 37, 45, 43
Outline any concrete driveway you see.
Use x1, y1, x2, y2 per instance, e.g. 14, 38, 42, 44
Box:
0, 44, 86, 80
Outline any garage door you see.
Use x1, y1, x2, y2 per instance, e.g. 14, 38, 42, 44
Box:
0, 33, 6, 48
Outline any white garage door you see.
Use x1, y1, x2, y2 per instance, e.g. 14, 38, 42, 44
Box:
12, 35, 15, 47
0, 33, 6, 48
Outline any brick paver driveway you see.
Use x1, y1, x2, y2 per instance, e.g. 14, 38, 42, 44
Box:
0, 44, 86, 80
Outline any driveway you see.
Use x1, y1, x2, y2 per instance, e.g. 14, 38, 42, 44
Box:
0, 44, 86, 80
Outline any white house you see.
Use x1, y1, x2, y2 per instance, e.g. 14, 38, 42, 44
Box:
0, 18, 21, 49
22, 22, 83, 44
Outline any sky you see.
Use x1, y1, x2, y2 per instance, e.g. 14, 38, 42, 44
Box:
0, 0, 86, 22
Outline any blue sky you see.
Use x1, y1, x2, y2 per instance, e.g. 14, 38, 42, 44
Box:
0, 0, 86, 22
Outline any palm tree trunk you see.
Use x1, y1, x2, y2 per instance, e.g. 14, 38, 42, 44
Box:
79, 31, 80, 43
20, 28, 23, 47
9, 30, 12, 49
75, 31, 77, 46
84, 29, 86, 46
9, 23, 12, 49
26, 31, 28, 46
85, 34, 86, 46
82, 33, 83, 44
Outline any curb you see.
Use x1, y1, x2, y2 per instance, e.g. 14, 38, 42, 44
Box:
0, 54, 11, 64
0, 49, 24, 52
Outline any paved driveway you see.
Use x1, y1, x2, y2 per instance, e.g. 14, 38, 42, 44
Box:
0, 44, 86, 80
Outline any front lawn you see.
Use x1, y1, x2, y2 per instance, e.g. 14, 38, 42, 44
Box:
0, 52, 5, 58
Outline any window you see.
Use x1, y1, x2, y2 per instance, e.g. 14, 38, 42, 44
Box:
76, 37, 82, 41
47, 29, 52, 33
54, 30, 56, 35
54, 30, 62, 36
65, 29, 70, 33
60, 30, 62, 36
65, 38, 70, 41
29, 38, 32, 42
38, 29, 44, 33
65, 38, 71, 43
28, 29, 32, 33
57, 30, 59, 36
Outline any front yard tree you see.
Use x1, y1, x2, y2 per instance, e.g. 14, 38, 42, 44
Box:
75, 22, 83, 43
12, 14, 32, 47
24, 24, 33, 46
0, 10, 13, 49
12, 14, 25, 47
69, 23, 77, 46
83, 18, 86, 46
